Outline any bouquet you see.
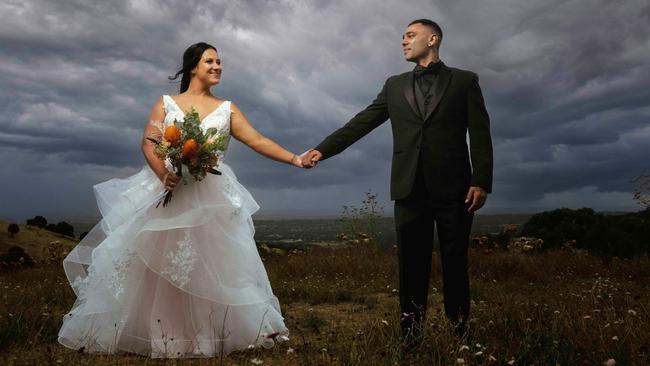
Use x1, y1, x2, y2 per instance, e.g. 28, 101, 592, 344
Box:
147, 108, 228, 207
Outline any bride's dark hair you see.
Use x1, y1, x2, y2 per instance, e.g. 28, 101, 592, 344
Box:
169, 42, 217, 93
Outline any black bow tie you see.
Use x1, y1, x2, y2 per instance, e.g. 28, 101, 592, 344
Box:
413, 61, 442, 78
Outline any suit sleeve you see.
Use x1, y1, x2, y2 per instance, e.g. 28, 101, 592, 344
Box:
314, 79, 390, 160
467, 74, 494, 193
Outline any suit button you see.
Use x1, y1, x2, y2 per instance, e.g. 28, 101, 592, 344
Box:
424, 100, 430, 105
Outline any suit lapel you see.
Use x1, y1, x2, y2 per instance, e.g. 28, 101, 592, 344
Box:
423, 64, 452, 122
403, 72, 421, 118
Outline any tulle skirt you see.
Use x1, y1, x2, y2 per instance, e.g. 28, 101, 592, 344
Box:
57, 163, 289, 358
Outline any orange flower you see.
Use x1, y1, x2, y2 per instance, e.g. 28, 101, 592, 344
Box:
182, 139, 199, 159
164, 125, 182, 147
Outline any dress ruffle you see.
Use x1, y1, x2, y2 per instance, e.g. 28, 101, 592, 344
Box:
58, 163, 289, 358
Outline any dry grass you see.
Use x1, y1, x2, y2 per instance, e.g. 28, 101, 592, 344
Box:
1, 244, 649, 365
0, 221, 77, 263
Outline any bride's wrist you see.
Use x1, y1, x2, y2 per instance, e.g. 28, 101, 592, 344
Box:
158, 171, 170, 183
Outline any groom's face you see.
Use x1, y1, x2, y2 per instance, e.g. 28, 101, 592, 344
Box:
402, 23, 434, 62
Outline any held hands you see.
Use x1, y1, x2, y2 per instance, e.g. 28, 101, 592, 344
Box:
298, 149, 322, 169
465, 186, 487, 213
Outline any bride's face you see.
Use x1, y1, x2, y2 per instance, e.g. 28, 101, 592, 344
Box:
192, 49, 222, 86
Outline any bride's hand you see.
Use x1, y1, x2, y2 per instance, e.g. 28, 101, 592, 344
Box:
299, 149, 322, 169
290, 154, 304, 168
161, 171, 182, 191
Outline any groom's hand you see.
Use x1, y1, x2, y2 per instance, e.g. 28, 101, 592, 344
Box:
465, 186, 487, 213
299, 149, 322, 169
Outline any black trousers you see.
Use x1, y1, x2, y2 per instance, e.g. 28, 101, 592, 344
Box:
394, 165, 474, 332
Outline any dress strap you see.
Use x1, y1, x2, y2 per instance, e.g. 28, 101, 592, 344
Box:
161, 95, 172, 113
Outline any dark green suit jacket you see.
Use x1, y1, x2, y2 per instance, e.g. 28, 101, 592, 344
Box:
315, 62, 493, 201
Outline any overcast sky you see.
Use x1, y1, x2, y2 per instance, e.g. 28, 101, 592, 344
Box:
1, 0, 649, 222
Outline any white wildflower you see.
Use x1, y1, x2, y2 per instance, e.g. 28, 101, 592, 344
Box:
277, 335, 290, 342
261, 337, 274, 349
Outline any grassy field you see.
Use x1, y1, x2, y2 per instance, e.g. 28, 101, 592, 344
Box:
0, 221, 78, 263
1, 235, 649, 365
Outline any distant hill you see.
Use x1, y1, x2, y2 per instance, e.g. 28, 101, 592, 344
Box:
0, 221, 78, 263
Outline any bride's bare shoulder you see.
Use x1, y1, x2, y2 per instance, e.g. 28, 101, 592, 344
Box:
148, 96, 166, 120
149, 95, 165, 110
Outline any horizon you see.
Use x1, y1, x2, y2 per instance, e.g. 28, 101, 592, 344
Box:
2, 206, 645, 226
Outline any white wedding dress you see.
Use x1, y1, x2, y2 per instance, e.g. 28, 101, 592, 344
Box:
58, 95, 289, 358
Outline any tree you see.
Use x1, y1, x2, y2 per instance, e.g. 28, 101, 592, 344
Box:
8, 223, 19, 237
56, 221, 75, 237
26, 215, 47, 228
45, 221, 75, 237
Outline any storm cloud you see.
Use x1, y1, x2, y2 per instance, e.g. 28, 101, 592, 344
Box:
1, 0, 648, 221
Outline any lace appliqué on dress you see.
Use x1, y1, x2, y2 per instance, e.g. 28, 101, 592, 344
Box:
107, 247, 138, 300
222, 175, 243, 220
71, 265, 96, 299
161, 230, 198, 287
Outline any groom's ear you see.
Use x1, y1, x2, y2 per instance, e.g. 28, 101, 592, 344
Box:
428, 33, 438, 48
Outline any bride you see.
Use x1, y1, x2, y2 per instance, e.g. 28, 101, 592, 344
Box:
58, 42, 302, 358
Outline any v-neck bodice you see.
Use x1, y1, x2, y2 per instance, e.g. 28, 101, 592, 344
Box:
162, 95, 232, 158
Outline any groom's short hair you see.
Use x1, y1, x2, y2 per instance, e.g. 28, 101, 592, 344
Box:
408, 19, 443, 45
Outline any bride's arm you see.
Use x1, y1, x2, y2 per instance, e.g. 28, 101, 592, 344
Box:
230, 102, 303, 168
141, 97, 181, 188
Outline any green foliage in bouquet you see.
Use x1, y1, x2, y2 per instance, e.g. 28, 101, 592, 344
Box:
146, 107, 228, 207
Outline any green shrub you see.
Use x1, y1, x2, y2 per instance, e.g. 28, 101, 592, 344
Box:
521, 208, 650, 257
0, 246, 34, 270
8, 223, 19, 237
45, 221, 74, 237
25, 215, 47, 228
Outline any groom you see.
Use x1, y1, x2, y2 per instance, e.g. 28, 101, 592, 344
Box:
302, 19, 493, 344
